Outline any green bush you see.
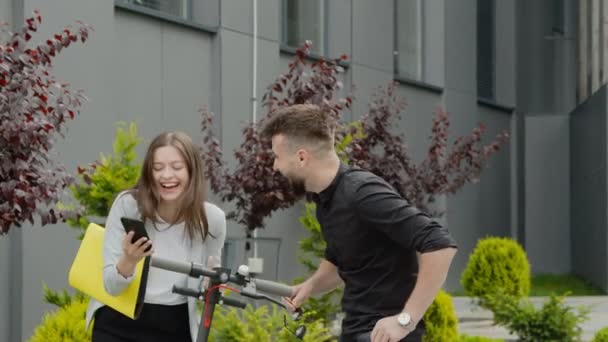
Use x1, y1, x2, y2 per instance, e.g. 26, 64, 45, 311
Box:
423, 289, 458, 342
485, 292, 589, 341
46, 122, 143, 309
458, 335, 504, 342
592, 327, 608, 342
461, 237, 530, 304
43, 283, 87, 308
335, 121, 364, 165
29, 296, 91, 342
64, 121, 142, 236
208, 304, 335, 342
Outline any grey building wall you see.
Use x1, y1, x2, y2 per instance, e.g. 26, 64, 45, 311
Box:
514, 0, 578, 274
443, 102, 513, 292
422, 0, 445, 87
524, 115, 571, 274
477, 109, 513, 239
0, 0, 10, 21
515, 0, 577, 113
391, 0, 514, 291
0, 236, 10, 342
495, 0, 516, 106
445, 105, 514, 292
570, 86, 608, 292
350, 0, 393, 119
442, 0, 482, 291
515, 0, 576, 114
325, 0, 351, 61
0, 0, 522, 339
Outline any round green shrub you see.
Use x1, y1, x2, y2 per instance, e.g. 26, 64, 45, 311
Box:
593, 327, 608, 342
461, 237, 530, 301
423, 289, 458, 342
29, 297, 91, 342
208, 304, 334, 342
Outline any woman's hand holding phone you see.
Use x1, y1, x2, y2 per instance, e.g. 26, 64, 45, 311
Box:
116, 231, 154, 278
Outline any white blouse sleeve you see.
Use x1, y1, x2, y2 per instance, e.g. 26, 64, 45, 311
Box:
102, 192, 138, 295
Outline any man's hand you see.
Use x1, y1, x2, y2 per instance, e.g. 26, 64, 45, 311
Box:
370, 314, 413, 342
282, 281, 313, 312
282, 259, 341, 312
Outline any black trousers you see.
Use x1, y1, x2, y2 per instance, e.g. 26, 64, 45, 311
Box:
92, 303, 191, 342
339, 329, 423, 342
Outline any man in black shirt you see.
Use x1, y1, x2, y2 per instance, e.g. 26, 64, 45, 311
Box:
261, 104, 458, 342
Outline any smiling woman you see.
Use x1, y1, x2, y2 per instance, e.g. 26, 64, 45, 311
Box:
85, 131, 227, 342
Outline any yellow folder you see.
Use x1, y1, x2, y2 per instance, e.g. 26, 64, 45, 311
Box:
68, 223, 149, 319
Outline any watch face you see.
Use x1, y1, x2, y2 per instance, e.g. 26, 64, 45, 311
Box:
398, 312, 411, 326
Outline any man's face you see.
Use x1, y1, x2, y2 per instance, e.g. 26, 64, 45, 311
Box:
271, 134, 307, 197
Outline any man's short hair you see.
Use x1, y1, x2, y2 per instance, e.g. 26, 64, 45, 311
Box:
260, 104, 335, 152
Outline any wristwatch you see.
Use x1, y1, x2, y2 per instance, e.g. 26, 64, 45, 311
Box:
396, 312, 412, 328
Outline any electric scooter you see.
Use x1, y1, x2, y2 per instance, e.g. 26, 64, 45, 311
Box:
150, 256, 306, 342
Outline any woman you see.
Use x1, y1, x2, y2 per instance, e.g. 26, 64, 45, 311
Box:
85, 131, 226, 341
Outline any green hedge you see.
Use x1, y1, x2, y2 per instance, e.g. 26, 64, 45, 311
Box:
423, 289, 458, 342
208, 304, 335, 342
592, 327, 608, 342
461, 237, 530, 304
29, 297, 91, 342
485, 292, 588, 341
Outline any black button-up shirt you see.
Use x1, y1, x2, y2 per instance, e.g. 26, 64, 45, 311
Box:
311, 164, 457, 338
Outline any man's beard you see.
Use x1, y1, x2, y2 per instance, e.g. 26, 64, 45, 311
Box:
287, 174, 307, 198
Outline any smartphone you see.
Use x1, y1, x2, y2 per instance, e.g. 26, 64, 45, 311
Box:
120, 217, 152, 252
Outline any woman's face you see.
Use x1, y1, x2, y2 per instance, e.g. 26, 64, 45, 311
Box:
152, 145, 189, 203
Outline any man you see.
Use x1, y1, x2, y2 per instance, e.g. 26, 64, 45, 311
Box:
261, 104, 458, 342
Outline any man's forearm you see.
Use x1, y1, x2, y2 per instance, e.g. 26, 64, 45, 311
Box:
306, 259, 343, 295
404, 247, 457, 323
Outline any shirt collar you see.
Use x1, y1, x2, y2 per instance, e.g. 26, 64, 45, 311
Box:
311, 163, 350, 204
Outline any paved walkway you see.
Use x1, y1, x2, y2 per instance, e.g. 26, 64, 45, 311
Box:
455, 296, 608, 341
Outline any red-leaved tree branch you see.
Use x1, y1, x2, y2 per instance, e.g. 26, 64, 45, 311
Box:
200, 42, 509, 233
201, 41, 352, 233
0, 11, 91, 234
348, 83, 510, 215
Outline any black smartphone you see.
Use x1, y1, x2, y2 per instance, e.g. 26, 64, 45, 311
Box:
120, 217, 152, 252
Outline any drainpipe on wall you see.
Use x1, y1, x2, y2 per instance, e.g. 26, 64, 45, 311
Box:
248, 0, 264, 275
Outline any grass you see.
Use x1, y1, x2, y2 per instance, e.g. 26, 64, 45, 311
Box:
450, 274, 606, 296
529, 273, 605, 296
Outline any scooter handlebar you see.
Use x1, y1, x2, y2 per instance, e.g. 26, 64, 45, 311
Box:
150, 256, 293, 297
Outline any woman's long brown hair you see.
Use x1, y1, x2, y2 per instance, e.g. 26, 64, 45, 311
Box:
131, 131, 210, 241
